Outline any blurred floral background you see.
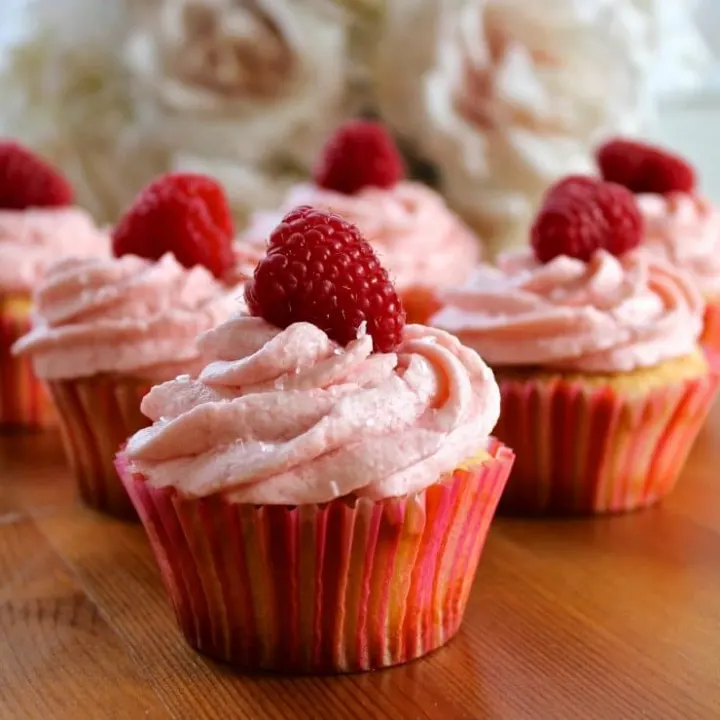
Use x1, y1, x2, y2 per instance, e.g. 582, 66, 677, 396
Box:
0, 0, 716, 255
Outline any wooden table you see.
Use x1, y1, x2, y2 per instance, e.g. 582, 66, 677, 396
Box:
1, 409, 719, 720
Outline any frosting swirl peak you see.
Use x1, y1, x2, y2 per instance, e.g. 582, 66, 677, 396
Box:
13, 253, 243, 380
431, 249, 704, 372
125, 316, 500, 504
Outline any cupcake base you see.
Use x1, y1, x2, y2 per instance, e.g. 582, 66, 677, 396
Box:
493, 352, 718, 516
49, 375, 152, 519
117, 440, 514, 674
0, 293, 55, 430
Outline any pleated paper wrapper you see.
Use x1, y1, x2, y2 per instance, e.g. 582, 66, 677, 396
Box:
116, 440, 514, 674
0, 293, 55, 429
493, 368, 718, 516
48, 376, 152, 518
701, 299, 720, 358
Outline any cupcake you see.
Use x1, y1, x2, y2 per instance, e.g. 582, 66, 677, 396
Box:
238, 120, 481, 324
14, 173, 245, 517
116, 206, 514, 673
431, 175, 718, 515
0, 141, 109, 430
596, 138, 720, 357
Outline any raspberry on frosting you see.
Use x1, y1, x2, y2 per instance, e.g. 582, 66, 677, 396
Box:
0, 140, 74, 210
596, 138, 696, 196
245, 206, 406, 353
312, 119, 405, 195
531, 175, 643, 263
112, 173, 235, 280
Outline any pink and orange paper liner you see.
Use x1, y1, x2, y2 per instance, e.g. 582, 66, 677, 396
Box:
116, 439, 514, 673
494, 367, 718, 515
0, 294, 55, 429
701, 299, 720, 359
49, 376, 152, 518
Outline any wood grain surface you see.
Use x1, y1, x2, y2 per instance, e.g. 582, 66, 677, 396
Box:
1, 407, 720, 720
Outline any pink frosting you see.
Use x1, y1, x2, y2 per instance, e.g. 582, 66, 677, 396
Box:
431, 249, 704, 372
0, 207, 110, 295
13, 253, 244, 380
239, 181, 481, 291
123, 317, 500, 504
637, 193, 720, 297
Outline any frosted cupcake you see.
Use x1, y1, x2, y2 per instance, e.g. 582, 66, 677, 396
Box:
238, 120, 481, 324
596, 138, 720, 356
116, 206, 514, 672
14, 173, 244, 517
431, 175, 718, 515
0, 141, 109, 429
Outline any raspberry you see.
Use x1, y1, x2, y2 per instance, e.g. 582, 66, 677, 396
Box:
245, 206, 405, 353
0, 141, 73, 209
112, 173, 235, 280
596, 138, 696, 195
531, 176, 643, 263
313, 120, 405, 195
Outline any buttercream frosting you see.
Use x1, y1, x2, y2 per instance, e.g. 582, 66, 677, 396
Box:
124, 316, 500, 504
239, 181, 481, 291
13, 253, 243, 380
431, 249, 704, 372
637, 193, 720, 297
0, 207, 110, 294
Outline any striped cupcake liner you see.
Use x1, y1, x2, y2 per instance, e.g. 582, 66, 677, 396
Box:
48, 376, 152, 519
494, 368, 718, 516
701, 299, 720, 360
116, 440, 514, 674
0, 294, 55, 430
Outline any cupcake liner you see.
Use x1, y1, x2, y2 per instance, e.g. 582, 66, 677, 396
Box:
494, 369, 718, 515
117, 440, 514, 673
48, 376, 152, 518
0, 293, 55, 430
701, 298, 720, 358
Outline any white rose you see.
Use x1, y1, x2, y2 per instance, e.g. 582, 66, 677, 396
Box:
377, 0, 706, 256
126, 0, 354, 171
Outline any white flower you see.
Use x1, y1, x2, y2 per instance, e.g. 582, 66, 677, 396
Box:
126, 0, 354, 172
376, 0, 708, 256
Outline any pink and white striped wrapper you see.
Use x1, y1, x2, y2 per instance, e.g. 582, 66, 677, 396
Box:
0, 293, 55, 430
493, 366, 718, 516
116, 440, 514, 674
49, 376, 152, 519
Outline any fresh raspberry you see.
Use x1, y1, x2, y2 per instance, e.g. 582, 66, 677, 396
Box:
0, 141, 73, 209
531, 176, 643, 263
245, 206, 405, 352
596, 138, 696, 195
313, 120, 405, 195
112, 173, 235, 280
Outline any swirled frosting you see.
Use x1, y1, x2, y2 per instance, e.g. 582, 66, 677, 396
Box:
239, 181, 481, 291
0, 207, 110, 294
431, 249, 704, 373
13, 253, 243, 380
124, 317, 500, 504
637, 193, 720, 297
